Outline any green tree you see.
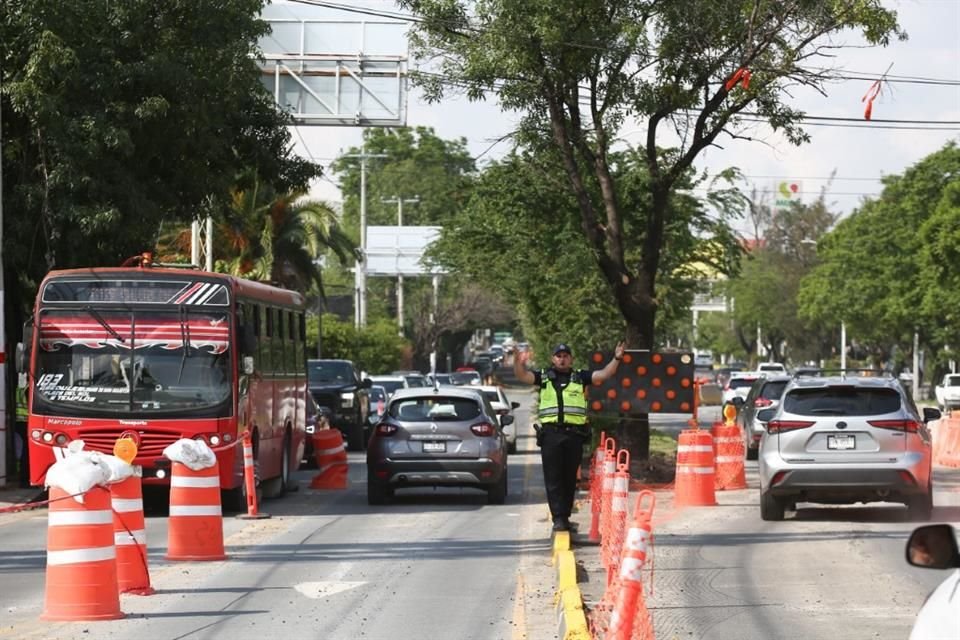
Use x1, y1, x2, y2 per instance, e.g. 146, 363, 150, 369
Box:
2, 0, 317, 288
401, 0, 901, 350
799, 143, 960, 378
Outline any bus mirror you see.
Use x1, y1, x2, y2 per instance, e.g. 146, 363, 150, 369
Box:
14, 342, 26, 374
242, 356, 255, 376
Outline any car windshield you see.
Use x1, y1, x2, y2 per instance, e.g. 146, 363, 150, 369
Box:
390, 396, 482, 421
308, 361, 353, 384
783, 386, 902, 416
34, 309, 231, 416
375, 379, 406, 395
369, 387, 386, 402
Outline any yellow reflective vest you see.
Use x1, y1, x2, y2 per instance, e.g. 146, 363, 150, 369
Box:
15, 386, 28, 422
537, 369, 588, 425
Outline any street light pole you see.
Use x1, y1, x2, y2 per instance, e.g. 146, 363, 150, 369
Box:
381, 195, 419, 336
341, 148, 387, 328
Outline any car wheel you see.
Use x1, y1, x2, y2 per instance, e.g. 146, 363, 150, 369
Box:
367, 471, 393, 505
760, 490, 785, 521
279, 430, 292, 494
487, 467, 507, 505
907, 488, 933, 521
508, 440, 517, 455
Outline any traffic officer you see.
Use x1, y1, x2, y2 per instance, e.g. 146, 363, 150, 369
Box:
514, 340, 625, 532
14, 374, 29, 487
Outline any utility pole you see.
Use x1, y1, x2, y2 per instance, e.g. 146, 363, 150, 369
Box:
0, 81, 7, 485
342, 149, 387, 328
381, 195, 419, 336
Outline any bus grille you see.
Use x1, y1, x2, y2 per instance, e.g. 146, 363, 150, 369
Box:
77, 428, 181, 459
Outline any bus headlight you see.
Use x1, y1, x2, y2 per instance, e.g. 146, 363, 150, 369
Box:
340, 391, 355, 408
209, 435, 222, 446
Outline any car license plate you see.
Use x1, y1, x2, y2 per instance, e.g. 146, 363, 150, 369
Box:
423, 441, 446, 453
827, 434, 855, 450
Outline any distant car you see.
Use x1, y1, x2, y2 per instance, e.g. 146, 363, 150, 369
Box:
905, 524, 960, 640
758, 372, 940, 521
369, 374, 410, 398
453, 369, 482, 385
366, 386, 510, 505
476, 385, 521, 453
694, 351, 713, 368
722, 371, 761, 405
733, 374, 791, 459
428, 373, 454, 386
393, 371, 429, 388
757, 362, 788, 374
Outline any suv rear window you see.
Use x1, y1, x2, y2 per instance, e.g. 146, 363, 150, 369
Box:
390, 397, 482, 421
782, 386, 902, 416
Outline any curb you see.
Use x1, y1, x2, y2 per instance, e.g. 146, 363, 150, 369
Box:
552, 531, 591, 639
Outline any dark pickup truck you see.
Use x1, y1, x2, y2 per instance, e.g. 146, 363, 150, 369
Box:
307, 359, 372, 451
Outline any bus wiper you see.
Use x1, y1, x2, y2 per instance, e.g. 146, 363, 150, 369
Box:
85, 306, 125, 343
177, 305, 191, 383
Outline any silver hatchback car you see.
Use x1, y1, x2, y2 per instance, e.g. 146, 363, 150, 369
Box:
366, 386, 511, 505
758, 373, 940, 521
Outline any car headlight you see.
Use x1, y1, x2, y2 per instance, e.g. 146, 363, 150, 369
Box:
340, 391, 355, 408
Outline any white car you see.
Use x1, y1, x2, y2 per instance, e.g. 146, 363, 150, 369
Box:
368, 375, 410, 398
476, 385, 520, 453
721, 371, 761, 405
905, 524, 960, 639
757, 362, 787, 374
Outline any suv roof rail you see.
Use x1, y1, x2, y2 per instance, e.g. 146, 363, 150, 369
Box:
795, 367, 892, 379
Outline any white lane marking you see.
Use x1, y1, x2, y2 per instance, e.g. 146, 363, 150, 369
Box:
293, 581, 367, 599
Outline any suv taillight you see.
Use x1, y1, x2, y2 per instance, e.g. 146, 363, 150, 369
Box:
867, 419, 921, 432
471, 422, 497, 436
767, 420, 815, 434
376, 423, 398, 436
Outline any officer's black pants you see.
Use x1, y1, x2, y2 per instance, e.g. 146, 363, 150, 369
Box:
540, 425, 586, 519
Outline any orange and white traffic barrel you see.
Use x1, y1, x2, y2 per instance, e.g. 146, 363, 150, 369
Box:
674, 429, 717, 507
310, 429, 349, 490
111, 473, 154, 595
42, 485, 123, 621
166, 460, 226, 561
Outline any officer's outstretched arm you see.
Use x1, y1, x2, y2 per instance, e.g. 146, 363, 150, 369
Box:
514, 350, 536, 385
591, 341, 625, 385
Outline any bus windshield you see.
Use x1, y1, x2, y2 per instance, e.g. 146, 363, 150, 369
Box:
33, 309, 232, 416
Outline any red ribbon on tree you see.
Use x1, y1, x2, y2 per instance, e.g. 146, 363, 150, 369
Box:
861, 62, 894, 121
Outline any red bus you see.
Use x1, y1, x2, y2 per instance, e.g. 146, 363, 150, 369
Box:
21, 260, 308, 508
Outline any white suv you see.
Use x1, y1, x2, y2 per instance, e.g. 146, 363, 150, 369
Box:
758, 372, 940, 521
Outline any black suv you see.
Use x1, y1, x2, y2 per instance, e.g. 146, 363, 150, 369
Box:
307, 359, 371, 451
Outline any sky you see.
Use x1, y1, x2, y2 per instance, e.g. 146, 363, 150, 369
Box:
266, 0, 960, 235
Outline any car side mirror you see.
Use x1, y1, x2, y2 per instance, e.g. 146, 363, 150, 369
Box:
906, 524, 960, 569
16, 322, 33, 374
500, 415, 514, 426
923, 407, 942, 423
511, 401, 520, 409
730, 396, 745, 408
756, 408, 776, 422
360, 378, 372, 389
242, 356, 255, 376
238, 322, 256, 356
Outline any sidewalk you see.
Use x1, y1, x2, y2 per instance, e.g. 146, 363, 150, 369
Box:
0, 483, 47, 510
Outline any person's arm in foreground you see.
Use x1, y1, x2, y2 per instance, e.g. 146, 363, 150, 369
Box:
590, 341, 626, 385
514, 348, 536, 385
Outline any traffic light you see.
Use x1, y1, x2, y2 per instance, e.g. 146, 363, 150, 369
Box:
586, 350, 696, 415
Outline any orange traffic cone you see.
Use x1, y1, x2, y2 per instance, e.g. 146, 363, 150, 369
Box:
110, 474, 154, 595
606, 491, 656, 640
588, 434, 610, 542
310, 429, 348, 490
713, 423, 747, 490
599, 437, 618, 546
166, 461, 226, 561
674, 429, 717, 507
42, 485, 123, 621
605, 450, 631, 587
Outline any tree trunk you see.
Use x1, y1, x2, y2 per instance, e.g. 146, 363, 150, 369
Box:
614, 278, 656, 474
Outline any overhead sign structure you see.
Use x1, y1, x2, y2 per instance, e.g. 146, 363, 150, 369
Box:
256, 13, 408, 126
365, 226, 445, 277
586, 350, 696, 415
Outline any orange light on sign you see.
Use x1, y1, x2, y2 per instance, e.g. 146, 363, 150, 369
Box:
651, 377, 662, 387
680, 402, 690, 411
621, 377, 632, 388
666, 365, 677, 376
620, 400, 631, 412
681, 378, 691, 388
607, 388, 617, 399
592, 352, 604, 364
651, 401, 662, 411
666, 389, 676, 400
113, 437, 138, 464
636, 366, 647, 376
623, 353, 633, 364
651, 353, 662, 364
635, 389, 647, 399
591, 400, 603, 411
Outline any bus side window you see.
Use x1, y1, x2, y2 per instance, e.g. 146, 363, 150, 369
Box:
261, 305, 272, 375
295, 312, 305, 376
